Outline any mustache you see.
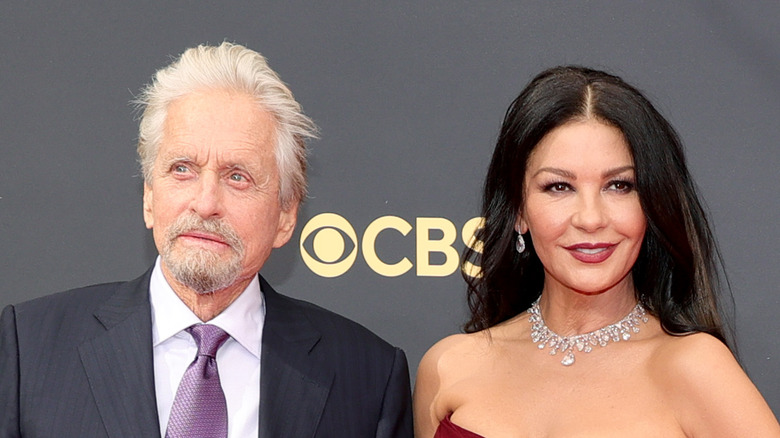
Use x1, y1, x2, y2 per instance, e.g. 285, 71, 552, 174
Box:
165, 213, 244, 252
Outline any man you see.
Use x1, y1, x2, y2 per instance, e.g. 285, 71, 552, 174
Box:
0, 42, 413, 437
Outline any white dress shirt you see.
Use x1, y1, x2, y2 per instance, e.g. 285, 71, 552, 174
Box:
149, 257, 263, 438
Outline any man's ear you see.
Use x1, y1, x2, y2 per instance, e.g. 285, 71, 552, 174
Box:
273, 202, 298, 248
142, 183, 154, 230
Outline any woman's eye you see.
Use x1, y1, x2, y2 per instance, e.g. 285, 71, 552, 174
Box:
608, 180, 634, 192
544, 182, 570, 192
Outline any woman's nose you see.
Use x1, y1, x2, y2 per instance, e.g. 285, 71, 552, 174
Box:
571, 193, 608, 231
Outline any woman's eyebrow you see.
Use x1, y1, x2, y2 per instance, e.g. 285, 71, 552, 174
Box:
532, 167, 576, 179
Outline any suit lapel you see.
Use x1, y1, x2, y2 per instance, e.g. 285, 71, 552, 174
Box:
259, 278, 333, 438
79, 270, 161, 438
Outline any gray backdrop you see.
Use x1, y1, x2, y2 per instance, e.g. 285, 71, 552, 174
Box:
2, 1, 778, 415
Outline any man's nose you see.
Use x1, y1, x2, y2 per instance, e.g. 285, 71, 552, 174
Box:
190, 172, 223, 219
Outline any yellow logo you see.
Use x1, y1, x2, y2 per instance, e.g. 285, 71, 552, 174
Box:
299, 213, 359, 278
300, 213, 484, 278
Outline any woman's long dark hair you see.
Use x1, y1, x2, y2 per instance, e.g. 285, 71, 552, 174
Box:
463, 66, 730, 349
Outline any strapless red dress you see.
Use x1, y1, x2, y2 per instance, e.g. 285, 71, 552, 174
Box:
434, 414, 485, 438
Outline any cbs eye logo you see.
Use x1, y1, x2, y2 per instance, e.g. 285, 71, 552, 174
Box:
299, 213, 359, 278
300, 213, 483, 278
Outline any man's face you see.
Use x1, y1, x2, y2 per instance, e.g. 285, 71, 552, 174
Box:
143, 89, 297, 294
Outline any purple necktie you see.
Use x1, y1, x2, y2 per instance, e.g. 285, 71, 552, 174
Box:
166, 324, 230, 438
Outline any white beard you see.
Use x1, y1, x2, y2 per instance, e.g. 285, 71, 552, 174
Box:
160, 213, 245, 294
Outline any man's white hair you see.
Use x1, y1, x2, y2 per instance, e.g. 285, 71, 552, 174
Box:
135, 42, 318, 209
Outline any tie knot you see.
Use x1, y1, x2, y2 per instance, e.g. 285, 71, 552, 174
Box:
187, 324, 229, 358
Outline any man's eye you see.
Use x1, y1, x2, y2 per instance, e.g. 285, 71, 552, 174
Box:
230, 173, 246, 182
173, 165, 189, 173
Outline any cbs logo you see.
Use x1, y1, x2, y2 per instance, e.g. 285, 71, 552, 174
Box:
299, 213, 484, 278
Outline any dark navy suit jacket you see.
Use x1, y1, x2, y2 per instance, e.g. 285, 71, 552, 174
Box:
0, 269, 413, 437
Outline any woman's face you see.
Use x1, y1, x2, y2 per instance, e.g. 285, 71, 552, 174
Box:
517, 120, 646, 296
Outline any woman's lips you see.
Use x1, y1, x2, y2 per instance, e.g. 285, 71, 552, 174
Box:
564, 243, 617, 263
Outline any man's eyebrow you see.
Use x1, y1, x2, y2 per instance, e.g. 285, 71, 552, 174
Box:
159, 154, 195, 165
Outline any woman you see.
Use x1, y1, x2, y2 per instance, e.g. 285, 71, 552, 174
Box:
414, 66, 780, 437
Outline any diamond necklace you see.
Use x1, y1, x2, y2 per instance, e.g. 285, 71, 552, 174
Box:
528, 297, 648, 366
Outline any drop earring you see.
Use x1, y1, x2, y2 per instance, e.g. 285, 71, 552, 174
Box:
515, 232, 526, 254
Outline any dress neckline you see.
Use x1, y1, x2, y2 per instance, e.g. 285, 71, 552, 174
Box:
435, 413, 486, 438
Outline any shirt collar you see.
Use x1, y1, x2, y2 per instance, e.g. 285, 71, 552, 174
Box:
149, 256, 265, 358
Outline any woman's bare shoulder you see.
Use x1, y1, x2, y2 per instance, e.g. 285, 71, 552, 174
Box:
649, 332, 780, 436
419, 331, 491, 374
419, 313, 531, 374
651, 331, 730, 365
648, 331, 743, 394
414, 330, 496, 436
